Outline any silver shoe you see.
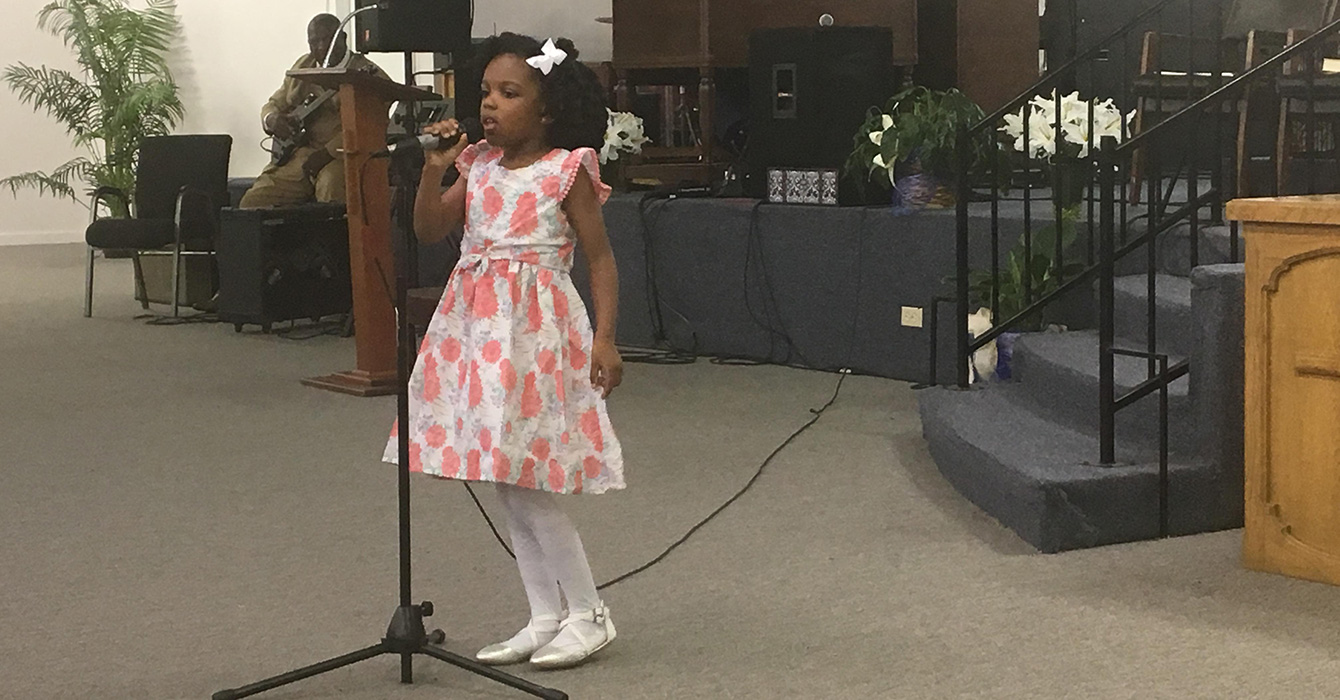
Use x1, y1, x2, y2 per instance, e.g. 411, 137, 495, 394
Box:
475, 615, 562, 666
529, 604, 616, 669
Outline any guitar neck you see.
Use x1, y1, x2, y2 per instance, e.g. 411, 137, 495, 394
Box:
292, 89, 337, 124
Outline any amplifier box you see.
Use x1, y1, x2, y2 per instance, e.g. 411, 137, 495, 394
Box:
355, 0, 472, 55
216, 204, 352, 333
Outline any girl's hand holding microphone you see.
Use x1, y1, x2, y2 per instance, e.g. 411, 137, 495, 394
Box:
421, 119, 470, 170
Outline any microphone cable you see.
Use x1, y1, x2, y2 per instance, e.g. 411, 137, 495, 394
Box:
463, 365, 849, 592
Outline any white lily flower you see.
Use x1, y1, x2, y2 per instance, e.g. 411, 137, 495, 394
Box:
1006, 91, 1131, 156
1059, 91, 1088, 124
1027, 119, 1058, 158
600, 109, 650, 164
1061, 119, 1092, 156
868, 114, 894, 145
1001, 110, 1025, 140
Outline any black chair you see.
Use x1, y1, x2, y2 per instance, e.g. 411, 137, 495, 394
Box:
1276, 27, 1340, 196
1129, 31, 1249, 205
84, 134, 232, 318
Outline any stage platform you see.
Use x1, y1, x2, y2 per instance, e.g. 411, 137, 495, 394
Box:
568, 193, 1043, 382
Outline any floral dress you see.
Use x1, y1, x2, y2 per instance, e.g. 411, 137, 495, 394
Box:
383, 143, 625, 495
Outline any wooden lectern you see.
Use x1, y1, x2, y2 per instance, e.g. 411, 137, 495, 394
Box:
287, 67, 439, 397
1230, 195, 1340, 586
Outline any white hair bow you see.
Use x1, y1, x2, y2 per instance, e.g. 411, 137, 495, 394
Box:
526, 38, 568, 75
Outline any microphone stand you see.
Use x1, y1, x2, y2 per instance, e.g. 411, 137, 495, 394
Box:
212, 259, 568, 700
212, 39, 567, 700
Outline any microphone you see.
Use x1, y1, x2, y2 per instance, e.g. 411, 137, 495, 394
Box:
376, 117, 483, 158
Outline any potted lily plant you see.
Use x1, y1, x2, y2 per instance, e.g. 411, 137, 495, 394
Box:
844, 86, 989, 208
999, 90, 1132, 211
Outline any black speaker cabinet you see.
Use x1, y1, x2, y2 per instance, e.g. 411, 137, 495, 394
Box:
746, 26, 895, 203
355, 0, 472, 55
217, 204, 352, 333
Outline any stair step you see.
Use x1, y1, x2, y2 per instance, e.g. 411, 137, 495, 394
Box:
917, 385, 1241, 552
1158, 223, 1245, 277
1010, 330, 1195, 451
1112, 273, 1195, 357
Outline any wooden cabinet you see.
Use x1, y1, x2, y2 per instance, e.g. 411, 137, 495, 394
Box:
1230, 195, 1340, 586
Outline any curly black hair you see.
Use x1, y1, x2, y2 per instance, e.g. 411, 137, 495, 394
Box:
470, 32, 608, 152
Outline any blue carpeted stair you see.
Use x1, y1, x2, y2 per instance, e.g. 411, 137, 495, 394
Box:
916, 226, 1245, 552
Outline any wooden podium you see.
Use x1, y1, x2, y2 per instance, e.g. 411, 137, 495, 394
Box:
288, 67, 439, 397
1230, 195, 1340, 586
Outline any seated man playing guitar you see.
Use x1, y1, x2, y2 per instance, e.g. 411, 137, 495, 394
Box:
239, 13, 389, 208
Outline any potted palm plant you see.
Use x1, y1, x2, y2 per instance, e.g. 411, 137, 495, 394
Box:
3, 0, 184, 218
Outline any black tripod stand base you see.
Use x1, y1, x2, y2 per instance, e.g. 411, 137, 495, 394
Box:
212, 641, 568, 700
214, 604, 568, 700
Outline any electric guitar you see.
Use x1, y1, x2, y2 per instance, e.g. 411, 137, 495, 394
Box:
268, 88, 338, 166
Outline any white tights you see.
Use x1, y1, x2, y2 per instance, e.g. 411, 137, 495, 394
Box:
494, 483, 600, 619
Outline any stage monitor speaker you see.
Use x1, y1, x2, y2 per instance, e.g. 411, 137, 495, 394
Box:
436, 38, 489, 124
355, 0, 472, 55
745, 26, 895, 203
216, 204, 353, 332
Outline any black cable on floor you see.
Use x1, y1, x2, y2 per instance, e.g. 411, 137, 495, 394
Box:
464, 481, 515, 559
596, 370, 846, 592
463, 368, 849, 591
274, 316, 348, 341
138, 311, 219, 326
625, 191, 699, 366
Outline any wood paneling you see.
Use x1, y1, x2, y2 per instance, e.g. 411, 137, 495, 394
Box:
613, 0, 917, 69
917, 0, 1040, 113
1231, 194, 1340, 586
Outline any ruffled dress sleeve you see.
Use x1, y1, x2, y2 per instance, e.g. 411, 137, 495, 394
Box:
455, 142, 483, 177
559, 147, 612, 205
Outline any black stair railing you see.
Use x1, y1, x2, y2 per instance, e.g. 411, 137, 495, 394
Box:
948, 1, 1173, 386
1096, 16, 1340, 465
933, 3, 1340, 526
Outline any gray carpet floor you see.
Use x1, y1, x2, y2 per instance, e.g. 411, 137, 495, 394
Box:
5, 244, 1340, 700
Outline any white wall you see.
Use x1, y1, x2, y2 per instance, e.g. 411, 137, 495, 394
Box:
0, 0, 91, 244
0, 0, 610, 245
168, 0, 406, 181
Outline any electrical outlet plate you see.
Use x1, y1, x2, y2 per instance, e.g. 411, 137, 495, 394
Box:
901, 306, 924, 328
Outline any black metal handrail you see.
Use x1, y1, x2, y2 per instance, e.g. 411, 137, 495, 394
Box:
930, 0, 1340, 540
1091, 15, 1340, 462
947, 15, 1340, 386
959, 188, 1218, 356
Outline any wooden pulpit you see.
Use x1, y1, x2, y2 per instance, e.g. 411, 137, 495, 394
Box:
1230, 195, 1340, 586
287, 67, 439, 397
